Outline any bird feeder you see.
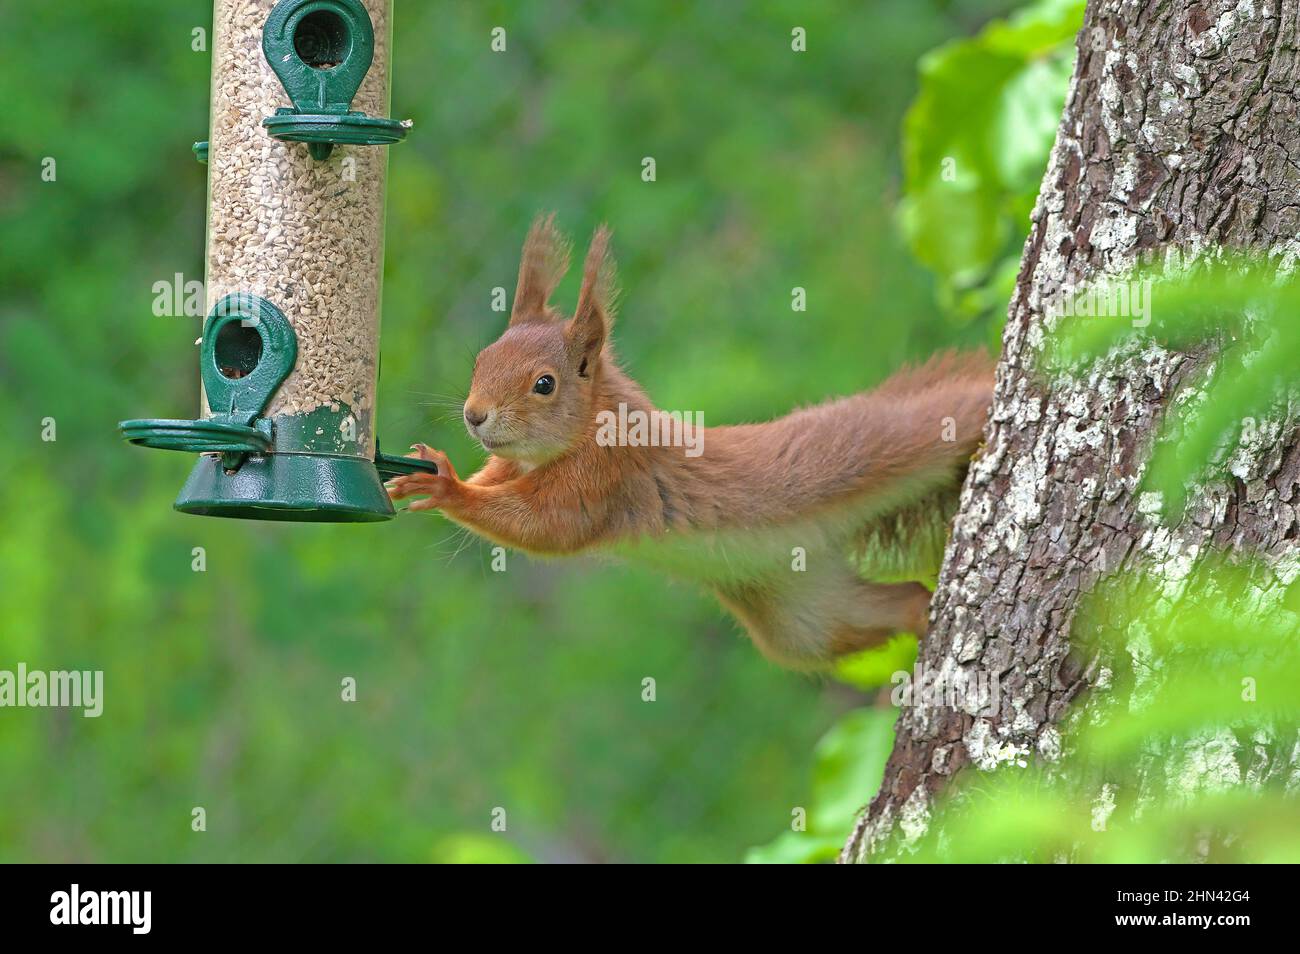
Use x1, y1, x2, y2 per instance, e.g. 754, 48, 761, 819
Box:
121, 0, 432, 521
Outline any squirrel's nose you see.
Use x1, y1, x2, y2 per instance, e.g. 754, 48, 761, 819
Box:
464, 406, 488, 428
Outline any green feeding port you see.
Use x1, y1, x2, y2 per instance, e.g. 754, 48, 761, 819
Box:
214, 318, 263, 377
261, 0, 410, 161
294, 8, 351, 66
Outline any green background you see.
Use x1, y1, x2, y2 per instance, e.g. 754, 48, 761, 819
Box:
0, 0, 1028, 862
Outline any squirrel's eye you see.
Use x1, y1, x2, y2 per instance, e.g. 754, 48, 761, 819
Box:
533, 374, 556, 395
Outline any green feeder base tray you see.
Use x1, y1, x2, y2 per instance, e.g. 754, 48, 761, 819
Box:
176, 453, 394, 522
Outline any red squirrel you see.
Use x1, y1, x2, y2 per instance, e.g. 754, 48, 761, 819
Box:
387, 216, 994, 670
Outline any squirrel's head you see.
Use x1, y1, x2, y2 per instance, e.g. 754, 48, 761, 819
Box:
464, 215, 617, 465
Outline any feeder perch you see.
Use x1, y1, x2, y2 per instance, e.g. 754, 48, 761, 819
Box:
120, 0, 431, 522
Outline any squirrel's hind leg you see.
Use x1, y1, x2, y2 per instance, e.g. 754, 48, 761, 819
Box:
714, 573, 932, 671
826, 580, 932, 658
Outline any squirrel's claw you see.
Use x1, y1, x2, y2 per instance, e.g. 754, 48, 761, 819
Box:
387, 445, 457, 508
408, 445, 457, 481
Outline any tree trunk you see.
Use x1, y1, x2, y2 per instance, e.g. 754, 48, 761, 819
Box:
844, 0, 1300, 862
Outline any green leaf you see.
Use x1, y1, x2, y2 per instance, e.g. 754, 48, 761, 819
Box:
430, 833, 534, 864
833, 634, 917, 690
899, 0, 1084, 324
809, 708, 897, 833
743, 831, 844, 865
746, 707, 896, 863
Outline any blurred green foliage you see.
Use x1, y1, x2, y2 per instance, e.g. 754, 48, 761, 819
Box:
744, 706, 896, 863
898, 0, 1082, 333
0, 1, 1022, 862
900, 563, 1300, 863
1041, 259, 1300, 864
1053, 256, 1300, 513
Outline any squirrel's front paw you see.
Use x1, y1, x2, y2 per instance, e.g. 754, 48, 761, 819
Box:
386, 445, 459, 510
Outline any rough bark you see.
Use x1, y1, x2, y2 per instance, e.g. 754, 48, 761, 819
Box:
844, 0, 1300, 862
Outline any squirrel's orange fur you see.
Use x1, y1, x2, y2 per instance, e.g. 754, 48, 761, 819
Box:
388, 216, 994, 670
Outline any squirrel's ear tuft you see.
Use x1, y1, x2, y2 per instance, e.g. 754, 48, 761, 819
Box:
510, 213, 572, 326
567, 225, 618, 364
